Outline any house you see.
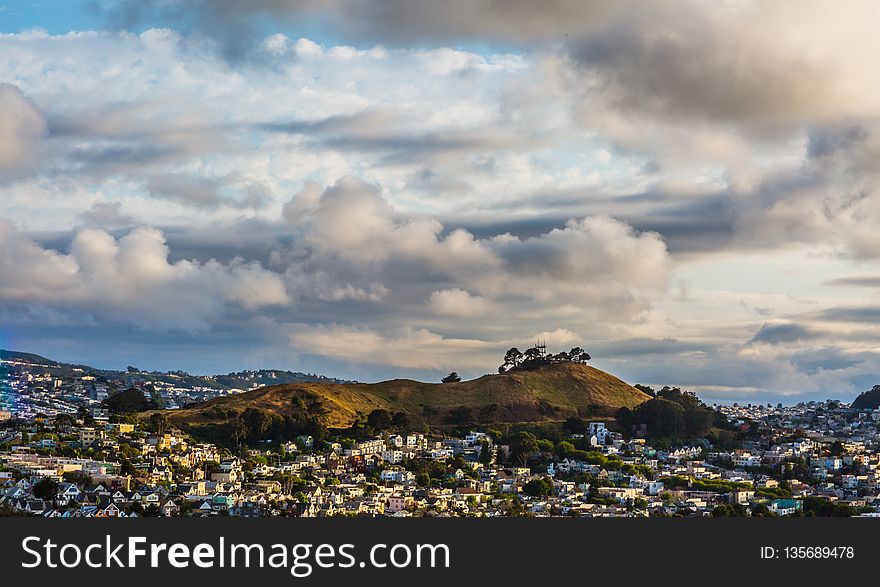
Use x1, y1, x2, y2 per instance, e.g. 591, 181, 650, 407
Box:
386, 494, 413, 513
769, 499, 802, 516
212, 459, 243, 485
56, 482, 81, 505
160, 499, 181, 517
79, 428, 104, 446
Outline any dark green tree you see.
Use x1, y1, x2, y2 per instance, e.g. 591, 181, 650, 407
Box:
367, 409, 392, 431
441, 372, 462, 383
33, 478, 60, 501
522, 477, 554, 497
509, 431, 539, 466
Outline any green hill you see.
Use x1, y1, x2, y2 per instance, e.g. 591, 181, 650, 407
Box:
156, 362, 651, 434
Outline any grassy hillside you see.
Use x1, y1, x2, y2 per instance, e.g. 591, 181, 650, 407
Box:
157, 363, 651, 434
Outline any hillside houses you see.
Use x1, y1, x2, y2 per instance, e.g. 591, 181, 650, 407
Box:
5, 396, 880, 517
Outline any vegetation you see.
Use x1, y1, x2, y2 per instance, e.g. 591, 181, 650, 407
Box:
32, 478, 60, 500
851, 384, 880, 410
499, 345, 591, 374
148, 361, 651, 439
522, 477, 554, 497
441, 372, 461, 383
102, 387, 158, 414
616, 386, 723, 441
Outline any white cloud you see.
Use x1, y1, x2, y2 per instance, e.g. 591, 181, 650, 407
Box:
0, 83, 46, 176
287, 323, 497, 371
428, 288, 492, 317
0, 221, 288, 330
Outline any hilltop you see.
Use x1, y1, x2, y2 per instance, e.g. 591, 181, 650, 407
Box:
0, 350, 57, 366
852, 385, 880, 410
155, 362, 652, 435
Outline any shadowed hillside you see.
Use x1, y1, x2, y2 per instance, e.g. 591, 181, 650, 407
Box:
154, 363, 652, 435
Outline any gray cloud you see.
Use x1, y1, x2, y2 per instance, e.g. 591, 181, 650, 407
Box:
825, 275, 880, 288
750, 322, 820, 346
77, 202, 138, 230
816, 307, 880, 324
259, 108, 542, 164
147, 174, 272, 210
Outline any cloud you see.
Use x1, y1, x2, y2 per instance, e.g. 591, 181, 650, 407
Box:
105, 0, 635, 57
279, 177, 671, 321
0, 220, 289, 330
287, 323, 496, 371
259, 106, 541, 165
77, 201, 138, 230
749, 322, 820, 346
4, 15, 880, 400
815, 307, 880, 324
566, 5, 872, 132
146, 174, 272, 210
0, 83, 46, 176
428, 289, 491, 317
825, 276, 880, 288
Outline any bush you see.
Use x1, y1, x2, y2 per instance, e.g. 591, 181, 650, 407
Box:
522, 477, 554, 497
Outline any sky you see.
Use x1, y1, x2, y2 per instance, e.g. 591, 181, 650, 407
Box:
2, 1, 880, 404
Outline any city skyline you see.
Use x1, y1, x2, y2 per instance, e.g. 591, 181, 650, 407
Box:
3, 1, 880, 404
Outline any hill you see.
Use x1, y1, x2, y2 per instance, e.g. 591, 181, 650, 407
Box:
0, 349, 56, 366
155, 363, 652, 436
852, 385, 880, 410
0, 348, 352, 391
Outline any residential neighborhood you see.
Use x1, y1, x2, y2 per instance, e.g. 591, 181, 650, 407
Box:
0, 351, 352, 420
4, 371, 880, 517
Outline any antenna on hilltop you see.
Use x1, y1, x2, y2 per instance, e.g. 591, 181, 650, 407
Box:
536, 339, 547, 358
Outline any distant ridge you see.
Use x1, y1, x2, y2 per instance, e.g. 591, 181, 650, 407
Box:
0, 349, 56, 365
0, 349, 352, 388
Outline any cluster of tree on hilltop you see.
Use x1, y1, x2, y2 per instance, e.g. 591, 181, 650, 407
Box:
498, 345, 591, 374
616, 385, 729, 441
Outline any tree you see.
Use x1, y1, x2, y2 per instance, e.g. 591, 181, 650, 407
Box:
149, 412, 169, 435
33, 478, 59, 501
479, 440, 493, 465
53, 414, 77, 428
615, 407, 634, 431
522, 477, 554, 497
568, 347, 591, 363
509, 431, 539, 466
441, 372, 461, 383
521, 346, 544, 367
562, 416, 587, 435
391, 411, 410, 431
76, 406, 96, 426
750, 503, 774, 517
632, 398, 685, 439
102, 387, 157, 414
634, 384, 656, 396
500, 347, 524, 372
712, 504, 740, 517
367, 409, 392, 431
